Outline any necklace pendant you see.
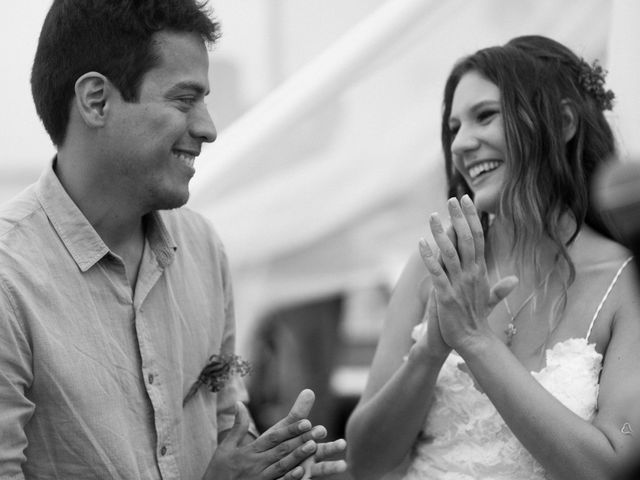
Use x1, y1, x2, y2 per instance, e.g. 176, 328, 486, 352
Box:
505, 322, 517, 345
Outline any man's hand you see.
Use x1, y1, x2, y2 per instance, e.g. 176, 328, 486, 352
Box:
203, 389, 346, 480
299, 437, 347, 479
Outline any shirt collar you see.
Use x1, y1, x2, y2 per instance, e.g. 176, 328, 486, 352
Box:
145, 211, 178, 269
36, 160, 177, 272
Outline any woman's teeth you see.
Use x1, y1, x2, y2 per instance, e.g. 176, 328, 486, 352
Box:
469, 161, 500, 179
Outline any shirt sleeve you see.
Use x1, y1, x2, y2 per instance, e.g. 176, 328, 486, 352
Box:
214, 244, 259, 437
0, 279, 34, 479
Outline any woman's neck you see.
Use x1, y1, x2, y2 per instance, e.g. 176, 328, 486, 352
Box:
487, 212, 578, 285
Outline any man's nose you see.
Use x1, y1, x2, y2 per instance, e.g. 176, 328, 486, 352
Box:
190, 104, 217, 143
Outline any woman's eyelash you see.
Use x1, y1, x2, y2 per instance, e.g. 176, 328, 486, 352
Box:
448, 109, 498, 136
477, 110, 498, 121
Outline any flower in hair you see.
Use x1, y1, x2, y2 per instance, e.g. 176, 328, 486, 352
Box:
183, 354, 251, 406
578, 59, 615, 111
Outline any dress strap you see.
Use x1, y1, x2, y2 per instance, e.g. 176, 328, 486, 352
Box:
586, 256, 633, 341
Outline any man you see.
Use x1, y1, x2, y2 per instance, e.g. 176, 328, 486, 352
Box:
0, 1, 346, 478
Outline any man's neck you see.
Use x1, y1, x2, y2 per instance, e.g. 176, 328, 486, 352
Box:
54, 151, 147, 276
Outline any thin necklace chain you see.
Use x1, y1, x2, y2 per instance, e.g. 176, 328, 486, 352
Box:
491, 255, 553, 347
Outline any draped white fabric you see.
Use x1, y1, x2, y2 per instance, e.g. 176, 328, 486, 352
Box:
187, 0, 616, 354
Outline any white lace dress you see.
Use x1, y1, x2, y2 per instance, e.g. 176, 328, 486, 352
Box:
403, 258, 631, 480
404, 331, 600, 479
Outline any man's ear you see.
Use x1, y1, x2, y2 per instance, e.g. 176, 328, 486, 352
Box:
74, 72, 112, 128
561, 99, 578, 143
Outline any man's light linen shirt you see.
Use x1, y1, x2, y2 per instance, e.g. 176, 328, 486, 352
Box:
0, 164, 245, 479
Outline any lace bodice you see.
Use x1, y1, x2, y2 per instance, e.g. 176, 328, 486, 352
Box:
403, 325, 602, 480
402, 257, 631, 480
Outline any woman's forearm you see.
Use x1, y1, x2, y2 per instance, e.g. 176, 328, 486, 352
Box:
346, 345, 447, 480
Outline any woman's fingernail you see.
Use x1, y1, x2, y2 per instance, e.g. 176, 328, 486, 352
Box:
419, 240, 434, 259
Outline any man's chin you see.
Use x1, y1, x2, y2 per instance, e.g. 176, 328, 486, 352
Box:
153, 191, 190, 211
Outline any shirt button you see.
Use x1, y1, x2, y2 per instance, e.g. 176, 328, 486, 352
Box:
160, 446, 167, 456
148, 374, 154, 385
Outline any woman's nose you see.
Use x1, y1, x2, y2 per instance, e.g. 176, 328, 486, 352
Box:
450, 124, 480, 156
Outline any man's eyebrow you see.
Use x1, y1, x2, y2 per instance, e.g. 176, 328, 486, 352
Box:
166, 81, 209, 96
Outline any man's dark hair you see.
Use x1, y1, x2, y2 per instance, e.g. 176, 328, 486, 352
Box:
31, 0, 220, 147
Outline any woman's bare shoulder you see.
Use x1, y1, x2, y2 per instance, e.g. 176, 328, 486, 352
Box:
569, 225, 638, 347
572, 225, 631, 266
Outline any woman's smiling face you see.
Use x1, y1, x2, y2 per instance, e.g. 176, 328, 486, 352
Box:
448, 71, 507, 213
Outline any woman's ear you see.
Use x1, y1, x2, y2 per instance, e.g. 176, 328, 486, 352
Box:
561, 99, 578, 143
73, 72, 111, 128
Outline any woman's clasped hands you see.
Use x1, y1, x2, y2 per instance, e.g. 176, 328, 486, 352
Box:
418, 195, 518, 354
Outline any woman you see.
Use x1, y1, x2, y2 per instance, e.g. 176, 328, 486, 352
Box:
345, 35, 640, 480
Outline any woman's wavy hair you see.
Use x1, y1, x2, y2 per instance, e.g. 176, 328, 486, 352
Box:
441, 35, 616, 285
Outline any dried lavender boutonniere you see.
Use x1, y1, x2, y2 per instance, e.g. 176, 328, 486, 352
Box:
183, 354, 251, 406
